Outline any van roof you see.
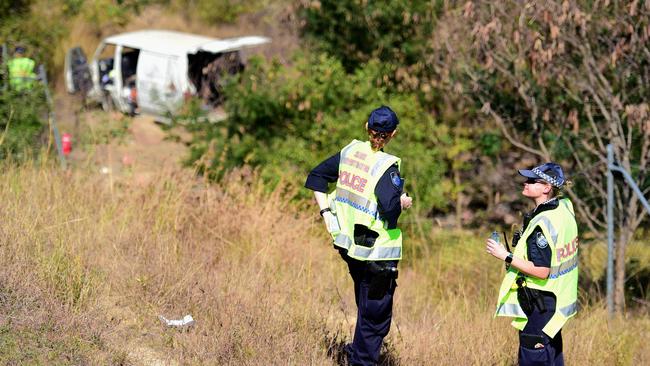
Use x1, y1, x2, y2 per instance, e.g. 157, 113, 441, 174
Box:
103, 30, 270, 56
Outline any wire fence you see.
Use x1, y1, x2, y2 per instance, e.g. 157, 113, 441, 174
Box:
606, 144, 650, 316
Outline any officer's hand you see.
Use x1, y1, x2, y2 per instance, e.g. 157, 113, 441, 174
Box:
322, 211, 340, 234
486, 238, 508, 261
400, 193, 412, 209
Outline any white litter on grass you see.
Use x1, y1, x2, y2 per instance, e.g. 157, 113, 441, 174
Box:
100, 166, 111, 174
159, 314, 195, 328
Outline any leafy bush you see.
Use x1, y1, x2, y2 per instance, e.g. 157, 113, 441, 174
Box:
299, 0, 442, 72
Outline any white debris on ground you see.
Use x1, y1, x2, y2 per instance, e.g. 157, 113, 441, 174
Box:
158, 314, 195, 328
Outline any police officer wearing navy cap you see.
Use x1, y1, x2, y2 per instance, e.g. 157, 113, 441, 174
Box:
305, 105, 412, 366
487, 162, 579, 366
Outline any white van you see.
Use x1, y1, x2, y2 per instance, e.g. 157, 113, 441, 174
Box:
65, 29, 269, 121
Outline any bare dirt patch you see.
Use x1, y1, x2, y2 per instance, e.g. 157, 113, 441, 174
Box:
57, 103, 190, 187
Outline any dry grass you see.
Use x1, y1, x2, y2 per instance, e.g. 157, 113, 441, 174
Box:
0, 161, 648, 365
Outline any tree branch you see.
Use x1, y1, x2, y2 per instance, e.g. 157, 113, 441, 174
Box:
584, 102, 607, 154
486, 107, 546, 158
565, 188, 605, 232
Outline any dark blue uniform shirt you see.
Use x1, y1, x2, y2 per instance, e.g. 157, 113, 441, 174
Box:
521, 198, 558, 268
304, 152, 403, 229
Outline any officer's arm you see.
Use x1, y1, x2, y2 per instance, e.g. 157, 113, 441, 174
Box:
509, 257, 550, 279
305, 152, 340, 193
306, 152, 340, 212
375, 165, 402, 229
313, 191, 329, 211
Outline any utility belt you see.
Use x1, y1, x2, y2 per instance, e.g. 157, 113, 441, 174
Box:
366, 261, 399, 279
516, 276, 551, 314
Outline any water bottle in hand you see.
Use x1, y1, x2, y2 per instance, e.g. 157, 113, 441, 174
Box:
490, 231, 500, 244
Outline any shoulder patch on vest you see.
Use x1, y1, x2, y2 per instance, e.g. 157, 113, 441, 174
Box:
390, 171, 402, 188
535, 232, 548, 249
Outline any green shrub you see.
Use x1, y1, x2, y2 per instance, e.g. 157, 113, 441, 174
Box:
299, 0, 442, 72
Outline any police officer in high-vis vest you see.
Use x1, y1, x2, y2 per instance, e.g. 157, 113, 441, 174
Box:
486, 162, 578, 366
7, 46, 37, 91
305, 105, 413, 366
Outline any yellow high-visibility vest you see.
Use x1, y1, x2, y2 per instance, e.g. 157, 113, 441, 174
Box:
8, 57, 36, 91
327, 140, 402, 261
495, 198, 579, 338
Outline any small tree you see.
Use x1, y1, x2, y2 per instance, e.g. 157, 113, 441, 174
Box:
463, 0, 649, 313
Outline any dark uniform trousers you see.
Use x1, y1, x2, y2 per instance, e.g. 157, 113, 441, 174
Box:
519, 293, 564, 366
340, 251, 396, 366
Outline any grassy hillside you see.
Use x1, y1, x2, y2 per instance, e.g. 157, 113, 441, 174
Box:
1, 160, 648, 365
1, 2, 649, 363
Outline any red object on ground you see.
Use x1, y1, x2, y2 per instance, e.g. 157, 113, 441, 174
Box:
62, 133, 72, 156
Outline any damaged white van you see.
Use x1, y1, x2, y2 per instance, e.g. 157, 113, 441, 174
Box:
64, 29, 269, 121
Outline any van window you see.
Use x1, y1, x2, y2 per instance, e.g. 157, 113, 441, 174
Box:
120, 47, 140, 87
97, 43, 116, 89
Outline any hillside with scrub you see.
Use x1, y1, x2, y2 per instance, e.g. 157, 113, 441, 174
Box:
1, 1, 650, 364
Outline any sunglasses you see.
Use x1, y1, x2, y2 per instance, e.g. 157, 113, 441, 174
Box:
524, 178, 547, 185
368, 129, 391, 139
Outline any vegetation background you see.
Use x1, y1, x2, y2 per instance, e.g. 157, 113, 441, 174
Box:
0, 0, 649, 364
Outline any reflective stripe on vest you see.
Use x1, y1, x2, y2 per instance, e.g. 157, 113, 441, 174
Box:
334, 233, 353, 249
549, 255, 578, 279
340, 141, 358, 160
559, 301, 578, 317
335, 188, 378, 217
352, 245, 402, 261
370, 153, 398, 177
528, 215, 559, 245
496, 303, 526, 317
334, 233, 402, 260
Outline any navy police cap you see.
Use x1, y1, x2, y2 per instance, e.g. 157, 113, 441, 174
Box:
368, 105, 399, 132
518, 162, 565, 188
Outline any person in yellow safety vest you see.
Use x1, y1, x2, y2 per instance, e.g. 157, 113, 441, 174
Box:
305, 106, 413, 366
486, 162, 578, 366
7, 46, 36, 91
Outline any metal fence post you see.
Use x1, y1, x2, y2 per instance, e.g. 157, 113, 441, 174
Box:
606, 143, 650, 317
38, 65, 66, 169
606, 144, 614, 317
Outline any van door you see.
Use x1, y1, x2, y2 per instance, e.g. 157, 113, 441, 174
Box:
165, 57, 184, 112
64, 47, 92, 95
114, 46, 140, 115
136, 51, 183, 116
87, 42, 118, 111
